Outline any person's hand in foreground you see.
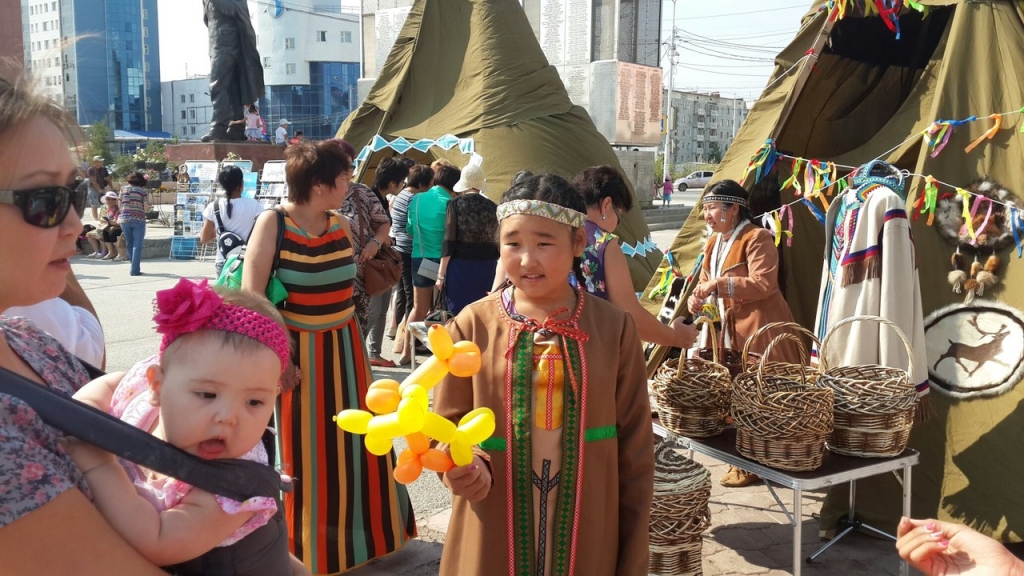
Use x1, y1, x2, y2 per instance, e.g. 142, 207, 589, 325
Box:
896, 517, 1024, 576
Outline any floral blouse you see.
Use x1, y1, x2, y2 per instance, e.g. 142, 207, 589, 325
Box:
0, 317, 90, 528
580, 220, 616, 300
110, 355, 278, 546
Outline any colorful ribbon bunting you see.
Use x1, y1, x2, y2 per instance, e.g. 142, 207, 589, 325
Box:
741, 140, 777, 186
964, 114, 1003, 154
1011, 207, 1023, 258
956, 188, 976, 243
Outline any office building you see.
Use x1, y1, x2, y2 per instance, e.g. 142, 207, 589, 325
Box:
22, 0, 161, 132
161, 76, 213, 141
2, 0, 24, 78
254, 0, 360, 141
663, 90, 748, 167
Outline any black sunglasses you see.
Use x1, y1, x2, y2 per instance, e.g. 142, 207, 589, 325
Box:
0, 179, 85, 228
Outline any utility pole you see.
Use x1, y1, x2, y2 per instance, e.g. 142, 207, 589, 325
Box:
662, 0, 677, 187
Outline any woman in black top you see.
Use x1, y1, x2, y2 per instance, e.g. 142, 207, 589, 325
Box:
435, 164, 498, 315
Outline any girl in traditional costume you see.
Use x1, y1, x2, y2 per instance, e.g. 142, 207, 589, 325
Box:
433, 174, 654, 576
687, 179, 801, 487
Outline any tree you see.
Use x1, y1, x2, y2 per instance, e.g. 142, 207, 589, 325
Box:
88, 119, 113, 164
708, 142, 723, 163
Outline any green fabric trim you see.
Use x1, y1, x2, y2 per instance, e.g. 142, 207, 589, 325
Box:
479, 425, 617, 452
509, 330, 536, 576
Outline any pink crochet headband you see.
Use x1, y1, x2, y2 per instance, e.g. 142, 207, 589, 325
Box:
154, 278, 291, 374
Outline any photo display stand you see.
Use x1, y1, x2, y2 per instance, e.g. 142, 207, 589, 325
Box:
170, 160, 218, 260
257, 160, 287, 208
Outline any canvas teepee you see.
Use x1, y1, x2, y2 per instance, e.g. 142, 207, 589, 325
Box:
337, 0, 663, 289
646, 0, 1024, 540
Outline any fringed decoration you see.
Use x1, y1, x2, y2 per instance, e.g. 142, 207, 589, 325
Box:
963, 279, 979, 304
948, 270, 967, 294
964, 114, 1003, 154
915, 394, 937, 424
741, 140, 777, 186
975, 271, 997, 297
840, 253, 883, 288
969, 257, 982, 279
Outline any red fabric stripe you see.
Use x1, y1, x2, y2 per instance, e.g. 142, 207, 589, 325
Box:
280, 389, 296, 553
286, 288, 353, 307
314, 330, 329, 570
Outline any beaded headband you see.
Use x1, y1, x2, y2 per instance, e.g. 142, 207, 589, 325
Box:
496, 199, 587, 228
154, 278, 291, 375
702, 194, 749, 209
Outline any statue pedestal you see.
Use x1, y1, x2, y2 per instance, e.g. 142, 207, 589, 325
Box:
165, 142, 285, 173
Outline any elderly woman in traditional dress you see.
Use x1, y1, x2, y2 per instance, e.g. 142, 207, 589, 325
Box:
687, 179, 801, 487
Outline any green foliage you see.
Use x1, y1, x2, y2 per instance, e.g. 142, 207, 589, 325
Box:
111, 155, 135, 179
88, 119, 113, 164
707, 142, 723, 163
224, 151, 241, 161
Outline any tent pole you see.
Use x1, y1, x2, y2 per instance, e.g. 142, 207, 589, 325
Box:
771, 16, 835, 141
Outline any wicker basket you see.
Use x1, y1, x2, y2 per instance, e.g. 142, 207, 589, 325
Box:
649, 438, 711, 576
695, 309, 757, 377
732, 333, 834, 472
819, 315, 918, 458
740, 321, 821, 385
652, 319, 733, 438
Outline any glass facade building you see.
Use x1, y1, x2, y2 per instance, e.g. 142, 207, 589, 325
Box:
260, 62, 360, 141
58, 0, 161, 131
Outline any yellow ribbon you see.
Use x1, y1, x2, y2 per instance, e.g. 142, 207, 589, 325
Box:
956, 188, 976, 242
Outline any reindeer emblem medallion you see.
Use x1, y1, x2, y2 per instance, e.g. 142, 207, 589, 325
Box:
925, 301, 1024, 399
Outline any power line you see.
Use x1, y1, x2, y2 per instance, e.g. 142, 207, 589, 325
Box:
671, 3, 811, 20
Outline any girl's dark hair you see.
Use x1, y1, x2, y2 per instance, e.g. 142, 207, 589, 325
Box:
499, 174, 588, 287
704, 179, 753, 223
372, 156, 410, 192
127, 171, 147, 186
247, 104, 258, 114
217, 165, 244, 218
511, 170, 534, 186
284, 139, 352, 204
432, 164, 461, 191
407, 164, 433, 189
572, 165, 633, 212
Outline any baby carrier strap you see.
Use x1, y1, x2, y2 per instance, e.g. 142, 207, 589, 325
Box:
166, 507, 289, 576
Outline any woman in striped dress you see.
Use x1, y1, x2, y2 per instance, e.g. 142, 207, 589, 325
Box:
243, 139, 415, 574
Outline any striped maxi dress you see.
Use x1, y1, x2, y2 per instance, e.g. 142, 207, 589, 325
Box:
274, 211, 416, 574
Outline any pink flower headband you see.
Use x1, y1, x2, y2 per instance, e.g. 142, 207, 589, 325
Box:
154, 278, 291, 374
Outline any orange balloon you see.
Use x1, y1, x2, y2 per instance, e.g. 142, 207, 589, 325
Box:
397, 448, 418, 466
420, 448, 454, 473
369, 379, 401, 393
365, 388, 401, 414
448, 351, 481, 378
393, 458, 423, 484
452, 341, 481, 355
405, 432, 430, 455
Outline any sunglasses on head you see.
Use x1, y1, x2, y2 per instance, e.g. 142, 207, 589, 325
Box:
0, 179, 85, 228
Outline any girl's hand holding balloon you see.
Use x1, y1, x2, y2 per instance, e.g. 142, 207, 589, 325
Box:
443, 454, 492, 503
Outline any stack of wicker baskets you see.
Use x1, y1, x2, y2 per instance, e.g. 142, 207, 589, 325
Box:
652, 319, 733, 438
649, 438, 712, 576
819, 315, 918, 458
731, 325, 834, 472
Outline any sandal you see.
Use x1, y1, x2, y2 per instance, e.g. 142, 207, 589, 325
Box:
720, 466, 760, 487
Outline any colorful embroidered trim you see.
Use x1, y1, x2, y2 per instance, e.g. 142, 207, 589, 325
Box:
497, 199, 587, 229
480, 425, 617, 451
702, 194, 749, 209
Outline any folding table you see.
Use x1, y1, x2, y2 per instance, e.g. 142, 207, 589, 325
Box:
653, 424, 918, 576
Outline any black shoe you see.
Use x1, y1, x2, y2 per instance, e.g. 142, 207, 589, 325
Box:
201, 128, 228, 142
225, 123, 246, 141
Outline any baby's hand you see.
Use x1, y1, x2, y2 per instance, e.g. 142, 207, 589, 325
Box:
62, 437, 116, 474
443, 456, 491, 503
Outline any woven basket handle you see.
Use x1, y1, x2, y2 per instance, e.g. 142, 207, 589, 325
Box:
691, 316, 720, 371
741, 321, 821, 366
819, 314, 914, 375
755, 333, 810, 387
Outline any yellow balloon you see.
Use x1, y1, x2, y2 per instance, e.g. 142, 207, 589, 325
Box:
455, 414, 495, 445
364, 433, 394, 456
400, 355, 450, 393
427, 325, 455, 361
402, 384, 429, 412
458, 407, 494, 427
453, 340, 481, 355
450, 441, 474, 467
397, 397, 426, 433
366, 413, 405, 439
334, 409, 373, 434
420, 411, 457, 444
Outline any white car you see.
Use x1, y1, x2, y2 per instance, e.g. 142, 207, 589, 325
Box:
674, 171, 714, 191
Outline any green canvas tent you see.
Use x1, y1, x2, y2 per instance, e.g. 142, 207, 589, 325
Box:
646, 0, 1024, 540
336, 0, 663, 290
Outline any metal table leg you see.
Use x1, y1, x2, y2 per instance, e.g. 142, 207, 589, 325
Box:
900, 464, 912, 576
793, 487, 802, 576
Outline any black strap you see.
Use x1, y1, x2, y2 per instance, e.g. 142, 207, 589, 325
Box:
270, 208, 285, 273
213, 200, 227, 233
0, 366, 283, 501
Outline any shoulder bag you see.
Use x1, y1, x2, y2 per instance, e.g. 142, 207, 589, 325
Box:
213, 200, 247, 261
216, 208, 289, 306
355, 187, 403, 296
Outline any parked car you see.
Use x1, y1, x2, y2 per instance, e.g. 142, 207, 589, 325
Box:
674, 171, 714, 191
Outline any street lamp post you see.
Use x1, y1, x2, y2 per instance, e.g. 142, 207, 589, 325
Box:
662, 0, 677, 189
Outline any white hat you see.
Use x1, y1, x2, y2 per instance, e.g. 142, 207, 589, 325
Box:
103, 191, 118, 201
453, 164, 485, 193
92, 155, 104, 162
279, 119, 290, 126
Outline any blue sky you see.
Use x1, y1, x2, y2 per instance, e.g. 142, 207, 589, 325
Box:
158, 0, 810, 102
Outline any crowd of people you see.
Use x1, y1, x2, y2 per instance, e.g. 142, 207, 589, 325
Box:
3, 73, 1022, 576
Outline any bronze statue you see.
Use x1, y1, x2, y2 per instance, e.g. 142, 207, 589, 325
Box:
201, 0, 265, 142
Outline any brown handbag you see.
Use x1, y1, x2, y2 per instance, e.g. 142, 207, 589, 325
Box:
364, 242, 403, 296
